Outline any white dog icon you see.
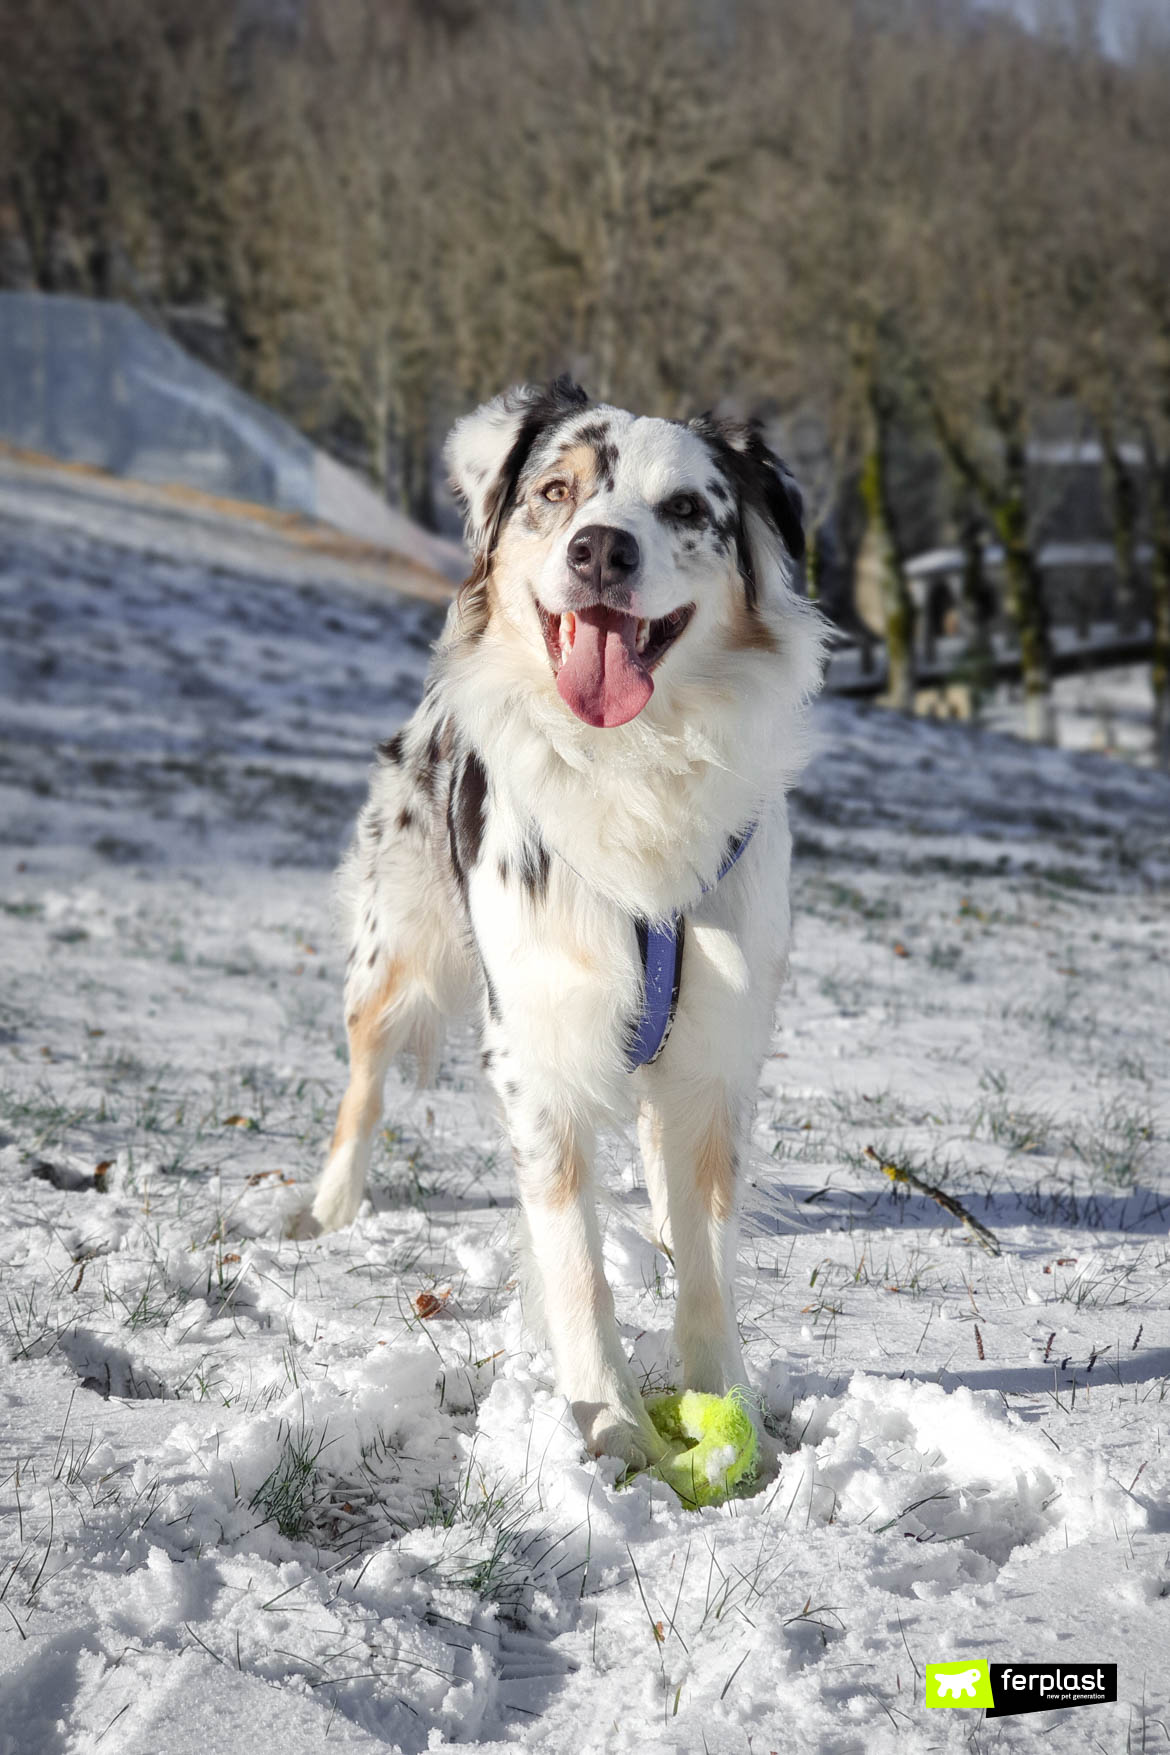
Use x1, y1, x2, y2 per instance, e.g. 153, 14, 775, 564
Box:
934, 1667, 982, 1701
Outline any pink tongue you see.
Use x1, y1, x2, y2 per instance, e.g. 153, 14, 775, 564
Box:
556, 605, 654, 727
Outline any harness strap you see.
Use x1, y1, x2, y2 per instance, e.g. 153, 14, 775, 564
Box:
624, 823, 756, 1071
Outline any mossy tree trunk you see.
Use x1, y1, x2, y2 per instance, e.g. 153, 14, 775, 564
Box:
860, 378, 916, 713
957, 497, 995, 710
928, 387, 1054, 741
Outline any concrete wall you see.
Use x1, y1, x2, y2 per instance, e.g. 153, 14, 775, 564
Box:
0, 292, 465, 580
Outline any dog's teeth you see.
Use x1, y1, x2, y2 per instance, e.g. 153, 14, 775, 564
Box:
560, 612, 576, 658
635, 618, 650, 654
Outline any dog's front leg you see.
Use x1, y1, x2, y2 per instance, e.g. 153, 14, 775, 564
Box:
639, 1079, 752, 1398
503, 1097, 668, 1470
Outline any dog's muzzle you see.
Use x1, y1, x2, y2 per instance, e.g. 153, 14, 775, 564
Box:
565, 524, 640, 610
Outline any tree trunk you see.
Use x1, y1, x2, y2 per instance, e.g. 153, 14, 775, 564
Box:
396, 384, 435, 531
992, 405, 1054, 741
999, 536, 1055, 743
956, 502, 995, 713
1100, 425, 1141, 636
860, 382, 915, 713
926, 387, 1054, 738
1148, 458, 1170, 771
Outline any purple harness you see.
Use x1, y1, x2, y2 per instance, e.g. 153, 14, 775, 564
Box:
624, 824, 756, 1070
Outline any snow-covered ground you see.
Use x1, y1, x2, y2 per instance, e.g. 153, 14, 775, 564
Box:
983, 662, 1161, 765
1, 495, 1169, 1754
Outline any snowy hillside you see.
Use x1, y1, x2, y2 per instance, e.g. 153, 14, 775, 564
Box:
1, 497, 1169, 1754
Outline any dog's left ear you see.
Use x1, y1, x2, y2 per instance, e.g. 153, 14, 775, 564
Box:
690, 414, 805, 569
445, 376, 590, 562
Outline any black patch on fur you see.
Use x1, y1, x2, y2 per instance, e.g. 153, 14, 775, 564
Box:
710, 505, 739, 561
378, 731, 405, 764
485, 967, 502, 1024
397, 807, 414, 832
480, 378, 589, 561
447, 748, 488, 899
593, 440, 619, 494
498, 856, 509, 885
519, 836, 551, 903
574, 419, 611, 449
481, 1045, 494, 1071
453, 377, 590, 643
414, 726, 443, 802
690, 414, 806, 607
445, 774, 465, 894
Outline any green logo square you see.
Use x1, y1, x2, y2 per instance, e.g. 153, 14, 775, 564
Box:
926, 1660, 994, 1709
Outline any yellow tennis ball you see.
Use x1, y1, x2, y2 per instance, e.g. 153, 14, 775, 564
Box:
646, 1388, 758, 1507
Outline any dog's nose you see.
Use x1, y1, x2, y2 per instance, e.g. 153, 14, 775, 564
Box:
566, 524, 640, 602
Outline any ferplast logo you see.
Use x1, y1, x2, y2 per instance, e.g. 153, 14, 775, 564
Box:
926, 1661, 1118, 1717
925, 1661, 994, 1709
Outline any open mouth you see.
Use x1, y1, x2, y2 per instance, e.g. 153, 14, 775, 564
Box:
535, 600, 695, 728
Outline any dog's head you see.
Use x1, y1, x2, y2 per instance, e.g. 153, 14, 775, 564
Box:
444, 377, 808, 729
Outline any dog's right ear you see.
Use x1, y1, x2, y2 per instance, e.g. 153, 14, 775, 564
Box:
444, 376, 589, 562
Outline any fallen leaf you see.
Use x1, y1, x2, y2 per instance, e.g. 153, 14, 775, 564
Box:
223, 1115, 258, 1131
414, 1288, 450, 1319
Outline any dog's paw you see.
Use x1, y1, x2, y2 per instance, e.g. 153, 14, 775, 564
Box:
284, 1207, 322, 1242
752, 1422, 781, 1483
575, 1400, 671, 1472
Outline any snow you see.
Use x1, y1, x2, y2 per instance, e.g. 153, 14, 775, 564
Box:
982, 661, 1161, 764
1, 486, 1169, 1753
903, 539, 1153, 577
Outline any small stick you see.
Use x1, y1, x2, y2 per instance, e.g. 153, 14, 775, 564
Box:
864, 1146, 1002, 1256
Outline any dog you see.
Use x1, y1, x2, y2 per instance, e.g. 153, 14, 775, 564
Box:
293, 377, 824, 1470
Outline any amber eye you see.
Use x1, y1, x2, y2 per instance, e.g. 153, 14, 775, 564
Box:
541, 480, 571, 503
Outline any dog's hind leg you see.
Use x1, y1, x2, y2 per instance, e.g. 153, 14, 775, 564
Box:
290, 735, 473, 1239
293, 916, 465, 1237
288, 962, 405, 1237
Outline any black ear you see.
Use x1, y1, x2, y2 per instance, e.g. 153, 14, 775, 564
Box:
444, 376, 590, 561
689, 413, 806, 569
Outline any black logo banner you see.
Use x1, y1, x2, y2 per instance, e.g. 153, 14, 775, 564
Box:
987, 1663, 1118, 1718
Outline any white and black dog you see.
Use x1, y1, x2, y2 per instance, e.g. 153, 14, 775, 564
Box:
295, 378, 824, 1471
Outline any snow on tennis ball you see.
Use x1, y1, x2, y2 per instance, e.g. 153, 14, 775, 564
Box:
645, 1389, 758, 1507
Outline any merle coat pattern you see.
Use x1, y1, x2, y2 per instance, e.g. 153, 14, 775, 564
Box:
294, 379, 824, 1471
